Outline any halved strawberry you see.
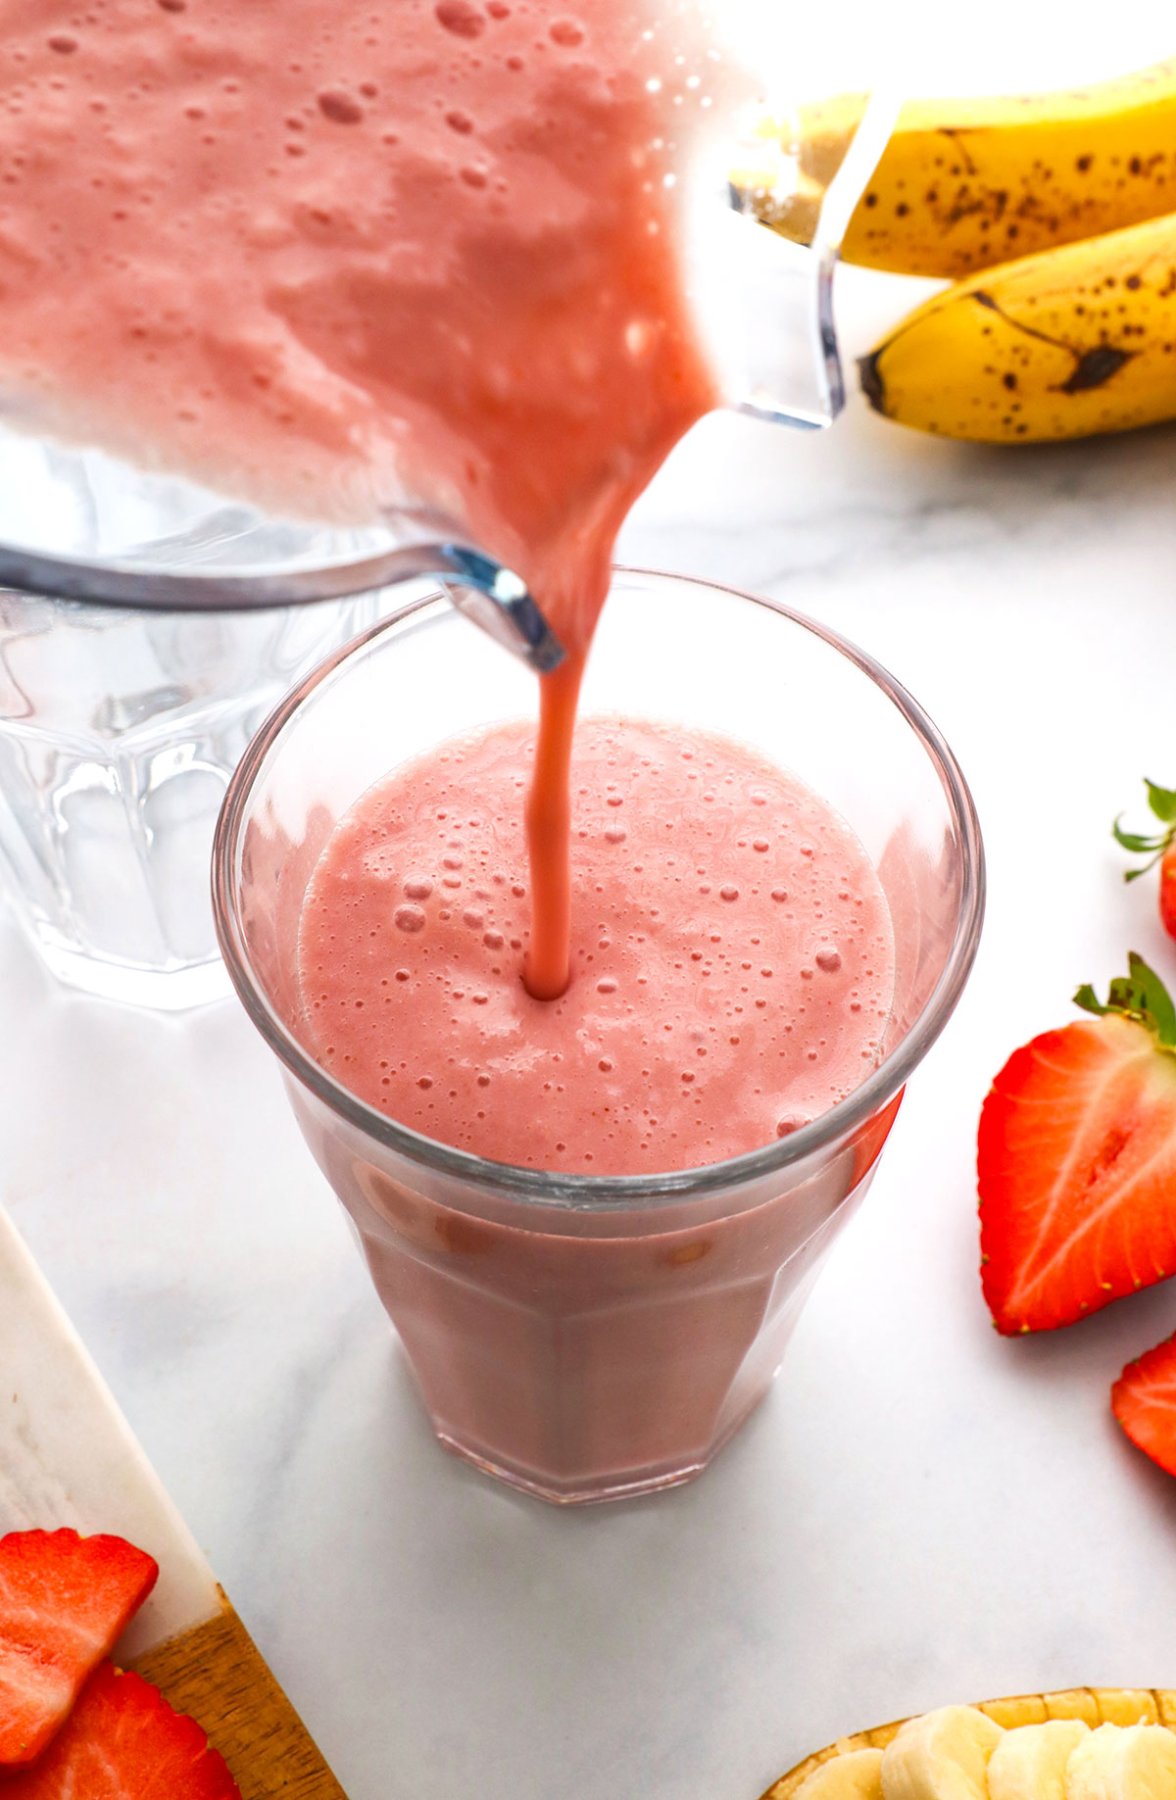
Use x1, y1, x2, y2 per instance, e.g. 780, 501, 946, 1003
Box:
1112, 1330, 1176, 1480
1114, 779, 1176, 942
979, 955, 1176, 1335
0, 1529, 158, 1766
0, 1661, 241, 1798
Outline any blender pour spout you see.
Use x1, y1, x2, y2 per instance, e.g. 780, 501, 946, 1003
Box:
438, 545, 565, 674
705, 87, 902, 432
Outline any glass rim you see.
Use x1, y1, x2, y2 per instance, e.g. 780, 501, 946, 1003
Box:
212, 567, 985, 1211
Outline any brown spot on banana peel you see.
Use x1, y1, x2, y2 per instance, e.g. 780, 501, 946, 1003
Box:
972, 288, 1136, 394
971, 287, 1079, 352
856, 298, 936, 418
858, 348, 888, 414
937, 126, 979, 178
1054, 344, 1137, 391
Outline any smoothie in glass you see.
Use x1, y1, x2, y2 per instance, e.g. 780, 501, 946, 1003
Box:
292, 710, 897, 1496
297, 717, 895, 1175
213, 573, 982, 1503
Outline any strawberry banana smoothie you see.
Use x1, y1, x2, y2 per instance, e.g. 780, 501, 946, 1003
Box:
292, 712, 897, 1496
298, 719, 895, 1174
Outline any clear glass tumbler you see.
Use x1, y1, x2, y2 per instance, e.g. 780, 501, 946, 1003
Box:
213, 570, 984, 1504
0, 590, 381, 1010
0, 437, 390, 1010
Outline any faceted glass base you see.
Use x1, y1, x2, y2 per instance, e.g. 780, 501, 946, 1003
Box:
23, 928, 231, 1013
432, 1386, 769, 1506
0, 588, 380, 1011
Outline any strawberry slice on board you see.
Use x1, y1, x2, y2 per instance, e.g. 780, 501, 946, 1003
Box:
0, 1529, 158, 1766
0, 1661, 242, 1798
1114, 779, 1176, 941
978, 954, 1176, 1336
1112, 1330, 1176, 1480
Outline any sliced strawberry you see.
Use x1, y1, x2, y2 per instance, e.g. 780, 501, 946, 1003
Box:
979, 955, 1176, 1335
0, 1661, 241, 1798
0, 1530, 158, 1766
1112, 1330, 1176, 1479
1114, 778, 1176, 943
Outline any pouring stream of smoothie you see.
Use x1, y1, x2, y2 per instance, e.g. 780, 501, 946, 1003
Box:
526, 657, 585, 1000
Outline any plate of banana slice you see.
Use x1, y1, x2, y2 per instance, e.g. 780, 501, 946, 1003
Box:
760, 1688, 1176, 1798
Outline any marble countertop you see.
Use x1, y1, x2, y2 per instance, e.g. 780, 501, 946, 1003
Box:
5, 15, 1176, 1796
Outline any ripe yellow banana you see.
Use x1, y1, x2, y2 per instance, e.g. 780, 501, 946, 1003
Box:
736, 59, 1176, 277
859, 210, 1176, 443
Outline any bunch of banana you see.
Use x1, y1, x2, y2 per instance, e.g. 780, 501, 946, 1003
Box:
736, 59, 1176, 444
761, 1690, 1176, 1800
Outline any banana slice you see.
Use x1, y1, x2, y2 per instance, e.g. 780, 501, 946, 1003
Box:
880, 1705, 1003, 1800
987, 1720, 1090, 1800
795, 1748, 884, 1799
1065, 1722, 1176, 1798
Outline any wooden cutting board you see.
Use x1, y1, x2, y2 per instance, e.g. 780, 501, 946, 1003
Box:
0, 1206, 347, 1798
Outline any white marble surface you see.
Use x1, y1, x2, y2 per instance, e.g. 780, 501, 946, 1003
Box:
6, 15, 1176, 1797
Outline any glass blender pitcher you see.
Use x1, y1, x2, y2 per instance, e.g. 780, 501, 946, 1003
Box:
0, 14, 895, 1009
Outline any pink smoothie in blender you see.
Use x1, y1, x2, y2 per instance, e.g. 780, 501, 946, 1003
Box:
0, 0, 734, 991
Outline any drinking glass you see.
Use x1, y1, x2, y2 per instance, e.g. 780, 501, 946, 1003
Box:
213, 570, 983, 1503
0, 585, 381, 1012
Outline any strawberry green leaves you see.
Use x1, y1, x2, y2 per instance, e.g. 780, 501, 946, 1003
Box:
1113, 778, 1176, 877
1114, 780, 1176, 942
1073, 951, 1176, 1048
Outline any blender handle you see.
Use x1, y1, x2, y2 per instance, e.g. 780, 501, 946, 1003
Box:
715, 86, 903, 431
0, 536, 565, 673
